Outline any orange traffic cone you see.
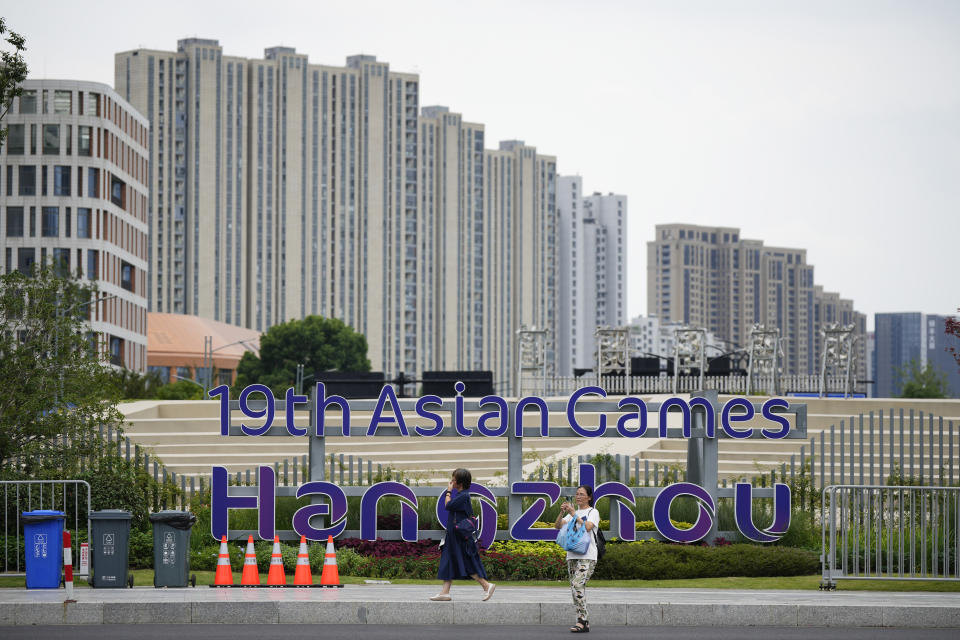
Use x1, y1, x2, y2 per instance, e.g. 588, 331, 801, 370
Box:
293, 536, 313, 586
319, 535, 342, 587
214, 535, 233, 586
266, 535, 286, 586
241, 535, 260, 586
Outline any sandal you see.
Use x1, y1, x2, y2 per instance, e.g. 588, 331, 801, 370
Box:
570, 618, 589, 633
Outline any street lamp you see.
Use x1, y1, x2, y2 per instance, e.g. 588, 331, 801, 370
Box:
515, 325, 549, 397
673, 328, 706, 394
54, 291, 122, 406
200, 336, 259, 396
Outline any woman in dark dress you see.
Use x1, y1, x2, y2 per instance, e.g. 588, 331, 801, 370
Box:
430, 468, 495, 601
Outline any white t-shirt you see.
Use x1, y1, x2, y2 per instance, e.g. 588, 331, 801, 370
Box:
561, 507, 600, 561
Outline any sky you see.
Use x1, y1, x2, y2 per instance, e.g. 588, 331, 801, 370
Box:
5, 0, 959, 330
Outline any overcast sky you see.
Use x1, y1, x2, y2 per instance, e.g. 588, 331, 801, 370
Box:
6, 0, 958, 330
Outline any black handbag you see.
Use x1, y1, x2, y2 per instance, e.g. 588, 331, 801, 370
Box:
455, 516, 479, 542
594, 526, 606, 561
591, 508, 606, 561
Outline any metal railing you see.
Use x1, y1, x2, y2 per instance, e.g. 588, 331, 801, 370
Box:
519, 374, 852, 397
1, 480, 91, 577
821, 485, 960, 589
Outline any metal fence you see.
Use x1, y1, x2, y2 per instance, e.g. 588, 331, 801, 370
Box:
0, 480, 90, 577
519, 374, 851, 397
805, 409, 956, 491
821, 485, 960, 588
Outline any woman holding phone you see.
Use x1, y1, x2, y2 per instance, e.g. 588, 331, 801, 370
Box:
554, 485, 600, 632
430, 467, 495, 602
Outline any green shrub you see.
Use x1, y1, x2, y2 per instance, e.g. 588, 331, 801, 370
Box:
128, 529, 154, 569
191, 545, 220, 571
593, 543, 818, 580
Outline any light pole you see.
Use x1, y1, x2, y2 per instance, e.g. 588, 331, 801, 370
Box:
673, 328, 706, 394
595, 326, 629, 387
746, 324, 781, 396
200, 336, 258, 396
54, 291, 121, 406
515, 326, 549, 397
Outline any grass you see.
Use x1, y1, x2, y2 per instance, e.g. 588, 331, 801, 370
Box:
2, 571, 960, 592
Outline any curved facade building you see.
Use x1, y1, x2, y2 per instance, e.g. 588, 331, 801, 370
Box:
1, 79, 149, 371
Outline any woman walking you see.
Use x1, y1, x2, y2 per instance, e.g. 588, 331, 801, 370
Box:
430, 468, 496, 602
555, 485, 600, 632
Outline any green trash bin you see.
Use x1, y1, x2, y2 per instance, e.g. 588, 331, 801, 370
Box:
89, 510, 133, 588
149, 510, 197, 587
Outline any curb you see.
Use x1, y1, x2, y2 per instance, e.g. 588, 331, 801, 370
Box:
1, 601, 959, 627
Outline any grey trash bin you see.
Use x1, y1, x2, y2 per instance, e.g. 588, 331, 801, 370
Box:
89, 510, 133, 588
149, 510, 197, 587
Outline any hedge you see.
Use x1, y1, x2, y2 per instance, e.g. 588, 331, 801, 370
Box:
120, 536, 821, 580
592, 543, 819, 580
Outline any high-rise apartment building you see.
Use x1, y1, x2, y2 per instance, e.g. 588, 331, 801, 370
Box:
116, 40, 559, 388
556, 176, 626, 376
482, 141, 558, 389
874, 312, 960, 398
0, 80, 150, 371
647, 224, 865, 378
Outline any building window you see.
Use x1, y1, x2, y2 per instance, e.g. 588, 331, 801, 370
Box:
77, 207, 91, 238
120, 261, 134, 292
41, 207, 58, 237
19, 90, 37, 114
17, 247, 35, 275
5, 207, 24, 237
18, 165, 36, 195
87, 167, 99, 197
54, 90, 72, 114
83, 92, 99, 117
42, 124, 59, 154
53, 165, 71, 196
109, 336, 124, 367
6, 124, 24, 154
86, 248, 98, 280
148, 365, 171, 384
53, 248, 70, 276
110, 175, 125, 208
78, 126, 92, 156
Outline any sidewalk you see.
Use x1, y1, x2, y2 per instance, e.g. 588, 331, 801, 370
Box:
0, 585, 958, 627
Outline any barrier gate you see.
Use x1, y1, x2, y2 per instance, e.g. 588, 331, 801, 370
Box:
821, 485, 960, 589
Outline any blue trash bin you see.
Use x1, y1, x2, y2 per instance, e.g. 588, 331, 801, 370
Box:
22, 510, 65, 589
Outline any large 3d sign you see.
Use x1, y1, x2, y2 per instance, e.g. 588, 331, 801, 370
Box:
210, 385, 793, 545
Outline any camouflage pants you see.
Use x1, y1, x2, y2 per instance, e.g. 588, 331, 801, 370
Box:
566, 558, 597, 621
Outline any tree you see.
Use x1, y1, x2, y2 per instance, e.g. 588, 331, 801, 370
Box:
233, 315, 371, 396
0, 265, 124, 476
897, 359, 950, 399
109, 368, 166, 400
0, 17, 27, 149
946, 309, 960, 374
155, 379, 205, 400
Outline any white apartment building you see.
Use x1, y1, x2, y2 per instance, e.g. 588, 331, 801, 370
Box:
556, 176, 626, 376
647, 223, 866, 377
0, 80, 150, 370
116, 41, 559, 388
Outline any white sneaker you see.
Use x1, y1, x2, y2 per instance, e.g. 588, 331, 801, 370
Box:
482, 583, 496, 601
429, 594, 452, 601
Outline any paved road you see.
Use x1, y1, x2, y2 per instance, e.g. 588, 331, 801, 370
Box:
3, 624, 959, 639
